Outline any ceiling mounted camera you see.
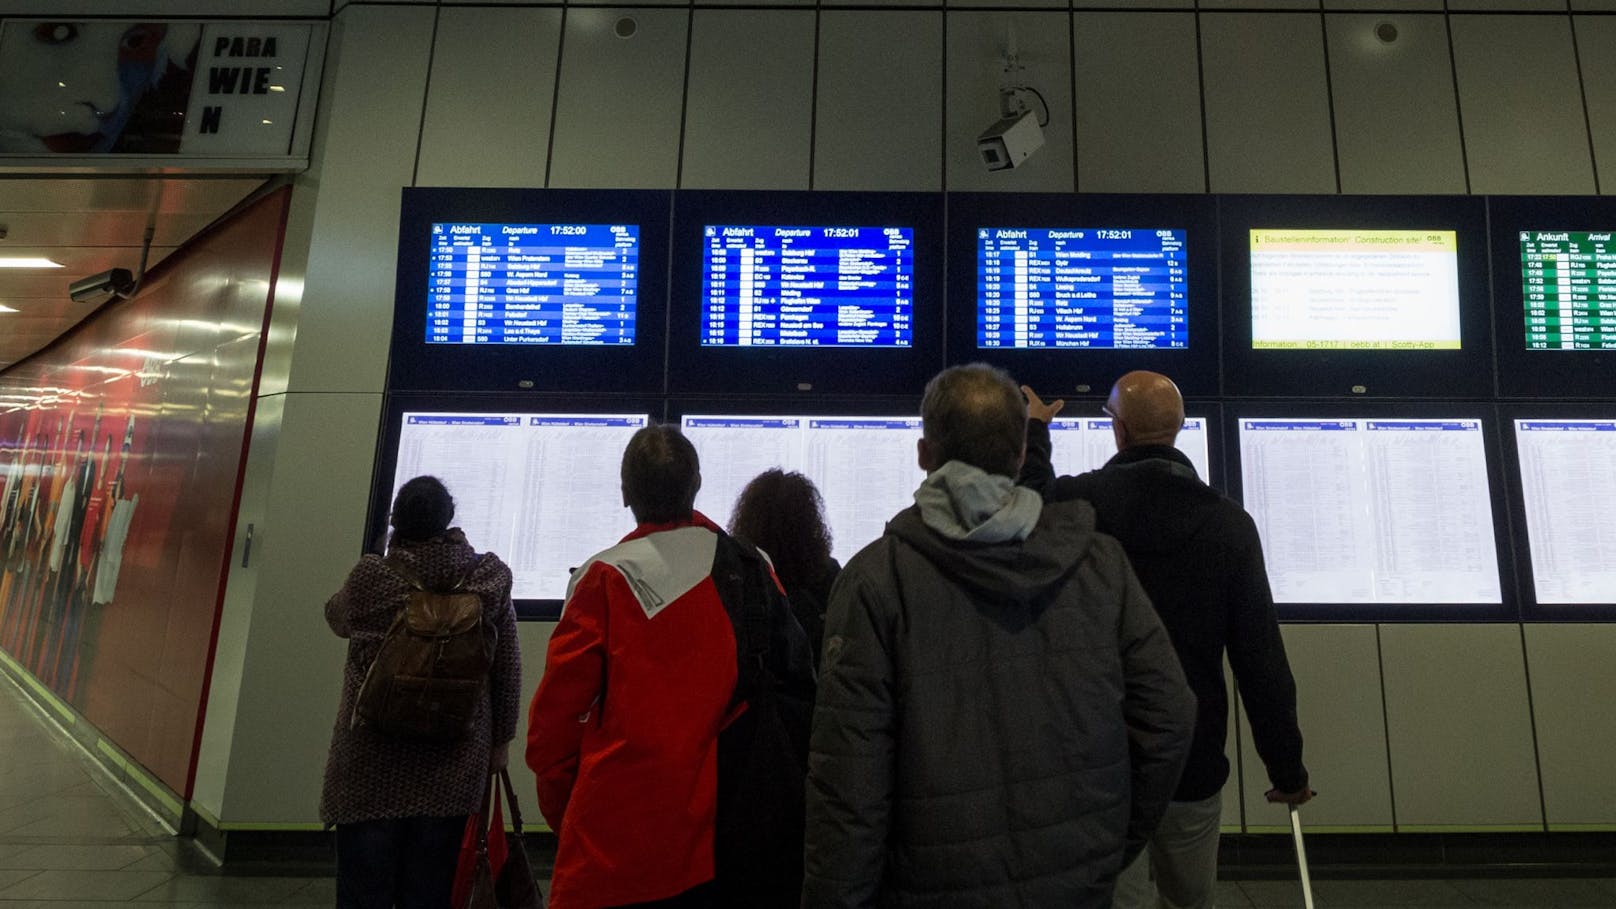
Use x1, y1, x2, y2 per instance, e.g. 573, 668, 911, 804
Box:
977, 31, 1050, 172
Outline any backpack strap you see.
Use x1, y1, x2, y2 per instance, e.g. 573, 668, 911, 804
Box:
714, 533, 778, 708
382, 551, 492, 594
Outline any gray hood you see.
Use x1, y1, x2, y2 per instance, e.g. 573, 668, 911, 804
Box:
890, 482, 1099, 609
913, 460, 1043, 544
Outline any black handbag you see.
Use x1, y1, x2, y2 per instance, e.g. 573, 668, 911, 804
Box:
493, 768, 545, 909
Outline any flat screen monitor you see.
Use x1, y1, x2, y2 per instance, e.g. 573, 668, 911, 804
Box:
681, 414, 923, 566
1219, 195, 1490, 398
390, 188, 670, 393
391, 412, 648, 601
1513, 419, 1616, 605
1519, 231, 1616, 352
976, 228, 1187, 350
1047, 417, 1211, 483
426, 222, 638, 346
669, 191, 944, 395
1249, 228, 1461, 350
701, 226, 913, 348
1238, 417, 1501, 606
946, 193, 1219, 397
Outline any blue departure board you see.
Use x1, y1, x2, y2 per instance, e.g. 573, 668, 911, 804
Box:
977, 228, 1187, 349
427, 222, 638, 345
701, 225, 914, 347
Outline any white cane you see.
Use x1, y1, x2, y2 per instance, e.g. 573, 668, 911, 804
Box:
1288, 804, 1315, 909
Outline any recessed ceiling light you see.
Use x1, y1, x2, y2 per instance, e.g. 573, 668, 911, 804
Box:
0, 257, 64, 269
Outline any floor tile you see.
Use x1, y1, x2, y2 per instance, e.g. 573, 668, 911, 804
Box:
0, 842, 164, 871
1448, 876, 1616, 906
0, 868, 174, 901
279, 876, 337, 902
130, 874, 320, 903
1215, 879, 1256, 908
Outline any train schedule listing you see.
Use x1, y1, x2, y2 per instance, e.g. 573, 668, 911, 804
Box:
427, 222, 639, 345
977, 228, 1188, 350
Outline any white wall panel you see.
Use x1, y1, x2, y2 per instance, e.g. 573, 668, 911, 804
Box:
285, 5, 435, 395
1451, 15, 1596, 194
813, 12, 943, 191
1326, 14, 1466, 194
218, 392, 382, 824
681, 11, 815, 190
508, 621, 558, 825
192, 391, 285, 821
1240, 625, 1394, 829
1575, 16, 1616, 194
1573, 0, 1616, 10
945, 12, 1074, 192
1223, 670, 1243, 832
1524, 624, 1616, 827
549, 9, 689, 189
1380, 624, 1543, 828
1201, 13, 1337, 193
416, 7, 562, 188
1073, 12, 1204, 193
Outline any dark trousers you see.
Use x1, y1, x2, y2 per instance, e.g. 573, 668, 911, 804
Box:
336, 815, 467, 909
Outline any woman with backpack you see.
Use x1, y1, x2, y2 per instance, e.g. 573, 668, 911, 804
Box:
320, 475, 522, 909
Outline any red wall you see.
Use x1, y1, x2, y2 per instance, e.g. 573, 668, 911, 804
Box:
0, 187, 290, 795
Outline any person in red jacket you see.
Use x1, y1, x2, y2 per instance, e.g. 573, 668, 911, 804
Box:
527, 424, 811, 909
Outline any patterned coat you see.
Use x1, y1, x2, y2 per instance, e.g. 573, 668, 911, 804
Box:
320, 529, 522, 825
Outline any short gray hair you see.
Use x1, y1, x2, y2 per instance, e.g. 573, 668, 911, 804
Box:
920, 363, 1027, 477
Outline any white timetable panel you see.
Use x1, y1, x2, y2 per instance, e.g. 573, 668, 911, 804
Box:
1046, 417, 1212, 483
1239, 418, 1500, 605
1515, 420, 1616, 605
1250, 229, 1462, 350
394, 413, 648, 599
682, 415, 923, 566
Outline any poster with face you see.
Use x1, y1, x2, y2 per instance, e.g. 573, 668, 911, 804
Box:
0, 20, 313, 156
0, 21, 201, 154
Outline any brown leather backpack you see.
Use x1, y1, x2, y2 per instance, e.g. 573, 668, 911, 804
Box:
352, 553, 497, 742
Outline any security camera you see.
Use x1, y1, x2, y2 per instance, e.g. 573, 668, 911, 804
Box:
68, 268, 136, 305
978, 107, 1044, 172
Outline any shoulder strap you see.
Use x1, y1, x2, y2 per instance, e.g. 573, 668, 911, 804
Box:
382, 551, 491, 594
713, 532, 776, 705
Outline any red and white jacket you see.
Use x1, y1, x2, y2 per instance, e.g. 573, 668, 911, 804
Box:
527, 513, 739, 909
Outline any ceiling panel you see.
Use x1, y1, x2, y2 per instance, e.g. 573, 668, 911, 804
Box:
0, 174, 263, 371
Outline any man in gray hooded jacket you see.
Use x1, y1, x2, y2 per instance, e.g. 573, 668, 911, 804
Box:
802, 363, 1197, 908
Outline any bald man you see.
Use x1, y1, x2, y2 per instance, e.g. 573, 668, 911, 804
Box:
1019, 372, 1311, 909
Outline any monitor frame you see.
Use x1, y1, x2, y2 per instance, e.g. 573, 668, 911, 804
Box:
667, 190, 946, 396
389, 187, 672, 394
945, 193, 1221, 398
1489, 195, 1616, 399
1222, 400, 1517, 623
1219, 195, 1494, 399
368, 392, 668, 620
1497, 402, 1616, 621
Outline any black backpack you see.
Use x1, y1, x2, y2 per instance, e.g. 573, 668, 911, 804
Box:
352, 553, 497, 742
711, 533, 816, 909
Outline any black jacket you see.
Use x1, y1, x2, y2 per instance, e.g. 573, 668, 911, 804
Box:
802, 499, 1195, 908
1020, 421, 1308, 801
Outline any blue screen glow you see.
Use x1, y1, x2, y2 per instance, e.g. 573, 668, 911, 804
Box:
427, 222, 638, 345
701, 225, 914, 347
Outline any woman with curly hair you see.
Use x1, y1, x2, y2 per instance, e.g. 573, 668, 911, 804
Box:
729, 469, 840, 670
